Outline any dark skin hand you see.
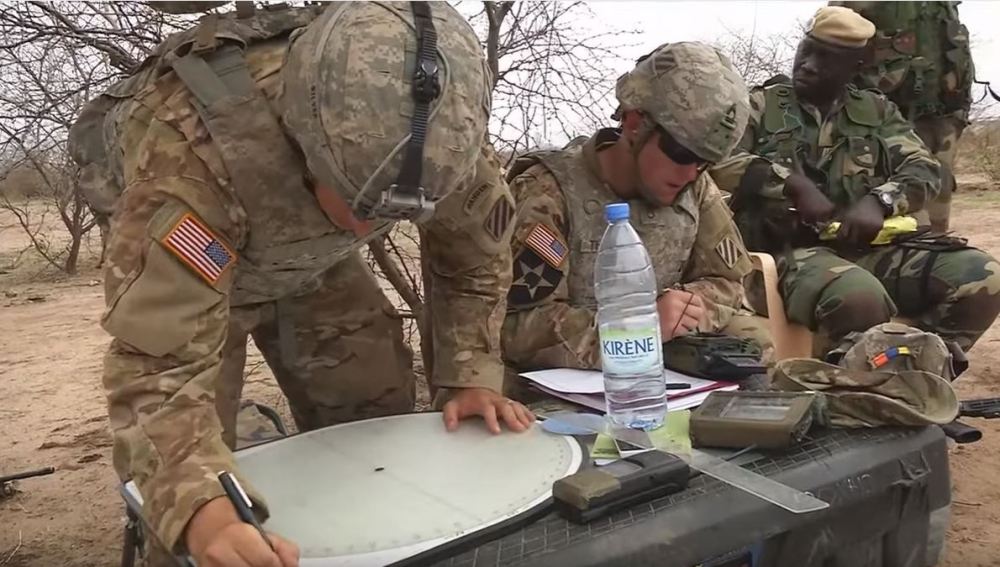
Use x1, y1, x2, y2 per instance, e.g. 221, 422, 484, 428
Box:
837, 194, 886, 247
787, 36, 878, 244
784, 173, 835, 224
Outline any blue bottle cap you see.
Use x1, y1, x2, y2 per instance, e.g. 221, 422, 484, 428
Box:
605, 202, 630, 222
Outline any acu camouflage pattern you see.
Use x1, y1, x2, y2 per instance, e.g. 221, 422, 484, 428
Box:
771, 358, 958, 428
501, 130, 764, 372
615, 42, 750, 162
281, 2, 492, 215
85, 2, 513, 555
712, 76, 1000, 353
833, 1, 974, 232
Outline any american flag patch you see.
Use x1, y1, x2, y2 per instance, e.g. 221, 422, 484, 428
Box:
525, 223, 567, 268
161, 213, 235, 284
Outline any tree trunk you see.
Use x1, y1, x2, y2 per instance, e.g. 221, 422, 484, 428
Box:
64, 230, 81, 275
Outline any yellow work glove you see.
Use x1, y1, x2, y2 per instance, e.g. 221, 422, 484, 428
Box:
819, 215, 919, 245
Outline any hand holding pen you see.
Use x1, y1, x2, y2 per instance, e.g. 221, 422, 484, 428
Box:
657, 286, 705, 341
184, 471, 300, 567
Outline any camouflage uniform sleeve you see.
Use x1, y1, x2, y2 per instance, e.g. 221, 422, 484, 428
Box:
501, 165, 601, 370
869, 95, 941, 215
680, 174, 752, 331
712, 89, 793, 200
421, 143, 514, 393
708, 89, 790, 200
102, 116, 266, 553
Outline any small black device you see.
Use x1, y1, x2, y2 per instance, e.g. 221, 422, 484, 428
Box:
553, 451, 690, 524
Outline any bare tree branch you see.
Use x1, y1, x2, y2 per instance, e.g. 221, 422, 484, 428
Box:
0, 2, 193, 274
709, 23, 802, 87
0, 1, 639, 385
466, 1, 639, 161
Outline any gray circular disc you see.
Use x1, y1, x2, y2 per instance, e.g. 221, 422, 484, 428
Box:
236, 412, 583, 565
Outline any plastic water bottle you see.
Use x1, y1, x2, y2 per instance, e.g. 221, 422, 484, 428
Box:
595, 202, 666, 430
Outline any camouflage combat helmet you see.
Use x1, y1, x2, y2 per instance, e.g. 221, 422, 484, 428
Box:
281, 2, 491, 221
615, 41, 750, 163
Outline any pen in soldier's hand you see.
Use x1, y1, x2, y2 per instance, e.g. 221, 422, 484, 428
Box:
217, 470, 275, 551
669, 284, 696, 338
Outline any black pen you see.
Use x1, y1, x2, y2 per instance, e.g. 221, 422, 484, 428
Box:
665, 383, 692, 390
217, 470, 274, 551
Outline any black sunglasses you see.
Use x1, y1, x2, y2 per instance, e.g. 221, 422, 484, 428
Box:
655, 126, 708, 167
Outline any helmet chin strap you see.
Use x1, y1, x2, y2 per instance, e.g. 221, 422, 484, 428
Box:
364, 1, 440, 222
629, 115, 658, 160
623, 116, 658, 205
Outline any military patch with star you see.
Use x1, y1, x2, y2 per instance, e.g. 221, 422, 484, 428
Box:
508, 246, 564, 306
715, 235, 741, 269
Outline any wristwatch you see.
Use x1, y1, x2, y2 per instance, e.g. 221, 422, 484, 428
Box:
870, 189, 895, 217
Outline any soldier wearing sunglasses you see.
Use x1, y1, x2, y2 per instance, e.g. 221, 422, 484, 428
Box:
499, 42, 770, 376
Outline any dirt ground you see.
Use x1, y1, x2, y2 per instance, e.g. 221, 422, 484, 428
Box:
2, 185, 1000, 566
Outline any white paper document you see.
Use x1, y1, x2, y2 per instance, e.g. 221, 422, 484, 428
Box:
519, 367, 739, 414
520, 367, 734, 395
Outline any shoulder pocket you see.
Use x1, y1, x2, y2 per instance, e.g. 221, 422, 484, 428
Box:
847, 136, 877, 170
102, 204, 232, 357
102, 242, 226, 357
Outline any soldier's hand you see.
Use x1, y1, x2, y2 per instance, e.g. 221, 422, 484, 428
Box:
784, 173, 835, 224
186, 497, 300, 567
657, 290, 705, 340
442, 388, 535, 434
838, 194, 884, 247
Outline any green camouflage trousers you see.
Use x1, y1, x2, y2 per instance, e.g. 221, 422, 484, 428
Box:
215, 252, 416, 448
911, 115, 965, 233
779, 242, 1000, 353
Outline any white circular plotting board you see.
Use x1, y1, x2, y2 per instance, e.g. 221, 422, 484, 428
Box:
127, 412, 582, 566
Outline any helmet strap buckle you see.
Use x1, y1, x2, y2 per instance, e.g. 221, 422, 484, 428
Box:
370, 1, 439, 223
369, 184, 435, 222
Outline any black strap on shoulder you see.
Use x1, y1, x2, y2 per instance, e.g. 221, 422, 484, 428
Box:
368, 1, 440, 221
974, 79, 1000, 103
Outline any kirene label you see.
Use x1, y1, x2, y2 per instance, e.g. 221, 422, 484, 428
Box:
599, 327, 662, 374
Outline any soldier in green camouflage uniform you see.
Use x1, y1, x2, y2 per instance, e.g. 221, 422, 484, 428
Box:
831, 1, 974, 233
712, 6, 1000, 355
71, 4, 533, 566
502, 42, 771, 376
